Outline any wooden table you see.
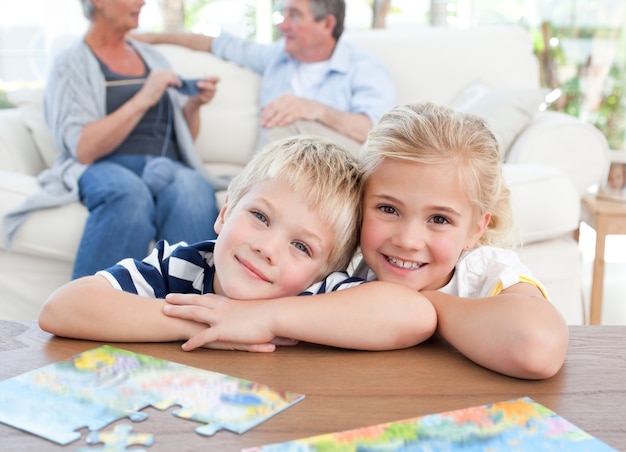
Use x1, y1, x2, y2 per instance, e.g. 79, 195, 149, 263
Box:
1, 321, 624, 451
580, 194, 626, 324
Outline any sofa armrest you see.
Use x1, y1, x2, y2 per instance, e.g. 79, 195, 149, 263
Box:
506, 111, 609, 196
0, 109, 45, 176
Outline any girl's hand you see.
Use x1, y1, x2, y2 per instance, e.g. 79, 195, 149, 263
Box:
163, 293, 295, 352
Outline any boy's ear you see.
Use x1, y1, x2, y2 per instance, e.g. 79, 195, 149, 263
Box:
214, 195, 230, 235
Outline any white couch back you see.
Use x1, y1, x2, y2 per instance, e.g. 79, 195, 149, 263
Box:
7, 25, 541, 179
344, 26, 540, 105
157, 25, 541, 176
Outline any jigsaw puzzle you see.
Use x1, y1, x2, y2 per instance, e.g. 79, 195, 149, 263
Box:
0, 345, 304, 446
78, 423, 153, 452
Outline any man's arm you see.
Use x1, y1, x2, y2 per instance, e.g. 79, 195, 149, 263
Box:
423, 283, 569, 380
260, 95, 372, 143
130, 32, 214, 52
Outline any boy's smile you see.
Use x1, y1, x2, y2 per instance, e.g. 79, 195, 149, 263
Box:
360, 159, 488, 292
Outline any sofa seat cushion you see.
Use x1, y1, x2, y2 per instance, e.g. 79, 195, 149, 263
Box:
504, 163, 580, 244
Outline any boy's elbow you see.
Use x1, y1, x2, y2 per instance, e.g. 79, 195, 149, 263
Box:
38, 299, 60, 335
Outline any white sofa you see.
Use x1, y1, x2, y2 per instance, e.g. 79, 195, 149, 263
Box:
0, 25, 608, 323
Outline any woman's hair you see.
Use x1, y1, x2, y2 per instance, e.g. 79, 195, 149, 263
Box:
227, 135, 361, 274
79, 0, 95, 20
360, 102, 519, 248
309, 0, 345, 40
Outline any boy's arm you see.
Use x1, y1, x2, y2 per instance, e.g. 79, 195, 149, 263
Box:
422, 283, 569, 380
164, 281, 437, 351
38, 275, 203, 342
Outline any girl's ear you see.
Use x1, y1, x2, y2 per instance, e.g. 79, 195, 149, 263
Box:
465, 212, 491, 250
213, 195, 230, 235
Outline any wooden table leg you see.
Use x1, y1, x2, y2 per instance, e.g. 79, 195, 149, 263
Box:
589, 219, 607, 325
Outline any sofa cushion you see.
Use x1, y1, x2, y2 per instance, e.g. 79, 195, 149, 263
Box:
451, 83, 549, 158
155, 44, 261, 175
504, 163, 580, 244
7, 89, 58, 169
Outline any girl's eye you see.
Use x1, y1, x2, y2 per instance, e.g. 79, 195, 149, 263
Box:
253, 211, 268, 225
292, 241, 311, 256
378, 205, 398, 215
430, 215, 450, 225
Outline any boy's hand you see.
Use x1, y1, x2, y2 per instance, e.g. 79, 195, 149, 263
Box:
163, 293, 296, 352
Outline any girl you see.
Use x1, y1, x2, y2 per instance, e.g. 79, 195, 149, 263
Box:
163, 103, 569, 380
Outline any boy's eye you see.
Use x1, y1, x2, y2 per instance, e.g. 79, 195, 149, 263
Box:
430, 215, 450, 225
252, 211, 268, 225
292, 241, 311, 256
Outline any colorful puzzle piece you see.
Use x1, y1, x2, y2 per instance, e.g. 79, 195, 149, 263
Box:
77, 423, 154, 452
0, 345, 304, 445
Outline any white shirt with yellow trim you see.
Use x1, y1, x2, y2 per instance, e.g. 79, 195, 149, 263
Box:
439, 246, 549, 299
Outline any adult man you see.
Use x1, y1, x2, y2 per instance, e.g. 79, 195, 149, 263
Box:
134, 0, 396, 155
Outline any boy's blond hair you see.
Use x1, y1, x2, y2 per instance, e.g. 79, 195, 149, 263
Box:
361, 102, 519, 248
226, 135, 361, 274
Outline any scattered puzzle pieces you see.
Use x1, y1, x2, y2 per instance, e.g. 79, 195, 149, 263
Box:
78, 423, 153, 452
0, 345, 304, 445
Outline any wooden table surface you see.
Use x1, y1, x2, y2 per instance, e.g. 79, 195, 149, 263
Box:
1, 320, 624, 451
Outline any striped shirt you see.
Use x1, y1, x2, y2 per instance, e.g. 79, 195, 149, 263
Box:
97, 240, 364, 299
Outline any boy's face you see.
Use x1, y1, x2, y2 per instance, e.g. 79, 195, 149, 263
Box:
212, 177, 334, 300
360, 159, 489, 291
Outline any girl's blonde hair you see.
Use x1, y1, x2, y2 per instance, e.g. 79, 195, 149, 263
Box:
227, 135, 361, 274
360, 102, 519, 248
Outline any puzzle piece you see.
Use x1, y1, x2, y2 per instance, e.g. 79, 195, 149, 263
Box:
0, 346, 304, 445
77, 423, 153, 452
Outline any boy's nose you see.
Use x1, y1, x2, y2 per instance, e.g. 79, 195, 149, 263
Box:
253, 236, 280, 264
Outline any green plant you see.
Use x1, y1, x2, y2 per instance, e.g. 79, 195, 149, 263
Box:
0, 90, 14, 109
532, 21, 626, 151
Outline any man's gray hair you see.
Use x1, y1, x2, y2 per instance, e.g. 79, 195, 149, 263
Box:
79, 0, 95, 20
309, 0, 345, 40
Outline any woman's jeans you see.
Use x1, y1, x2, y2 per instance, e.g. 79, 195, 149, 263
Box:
73, 154, 219, 279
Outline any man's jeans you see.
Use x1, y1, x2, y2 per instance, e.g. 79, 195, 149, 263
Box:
73, 154, 218, 279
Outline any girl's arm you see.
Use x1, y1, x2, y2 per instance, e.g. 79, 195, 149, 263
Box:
422, 282, 569, 380
164, 281, 437, 351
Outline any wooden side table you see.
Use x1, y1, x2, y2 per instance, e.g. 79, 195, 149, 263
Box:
580, 194, 626, 324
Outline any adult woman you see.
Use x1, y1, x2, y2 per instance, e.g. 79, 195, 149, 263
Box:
44, 0, 223, 278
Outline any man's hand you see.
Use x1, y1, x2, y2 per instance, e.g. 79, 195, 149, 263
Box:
163, 293, 297, 352
260, 94, 324, 128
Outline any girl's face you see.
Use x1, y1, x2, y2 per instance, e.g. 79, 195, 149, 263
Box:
360, 159, 490, 291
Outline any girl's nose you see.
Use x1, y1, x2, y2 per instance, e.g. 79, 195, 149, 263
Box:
391, 221, 426, 251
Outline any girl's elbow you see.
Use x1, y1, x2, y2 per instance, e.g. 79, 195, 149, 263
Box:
511, 323, 569, 380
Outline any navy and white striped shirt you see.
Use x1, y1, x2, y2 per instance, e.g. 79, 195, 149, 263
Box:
97, 240, 364, 298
